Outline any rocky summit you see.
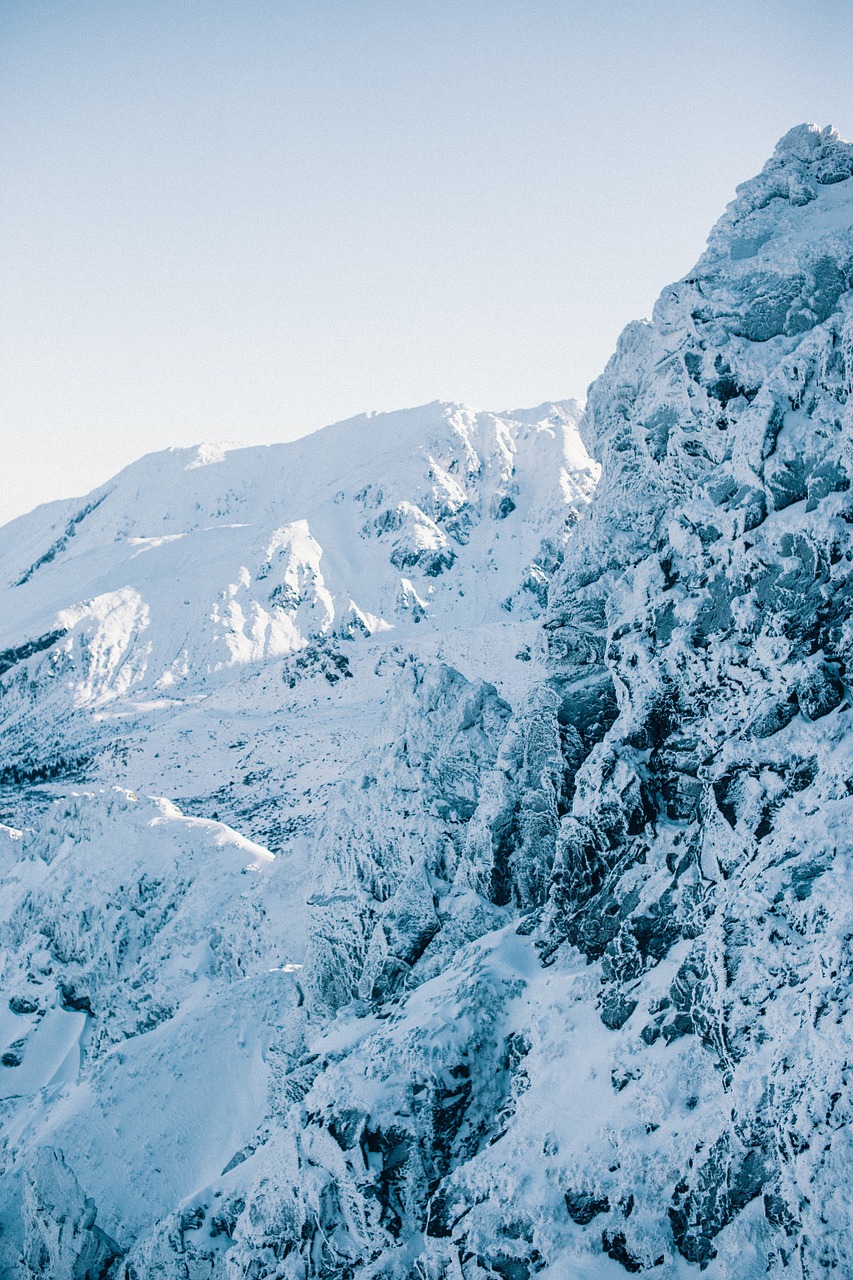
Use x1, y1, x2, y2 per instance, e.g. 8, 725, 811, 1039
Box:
2, 124, 853, 1279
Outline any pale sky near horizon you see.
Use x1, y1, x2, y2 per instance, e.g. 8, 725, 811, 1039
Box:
2, 0, 853, 527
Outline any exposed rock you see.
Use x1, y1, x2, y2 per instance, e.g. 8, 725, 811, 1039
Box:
22, 1147, 121, 1280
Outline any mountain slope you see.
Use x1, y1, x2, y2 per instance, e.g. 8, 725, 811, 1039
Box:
0, 400, 593, 842
0, 400, 598, 1275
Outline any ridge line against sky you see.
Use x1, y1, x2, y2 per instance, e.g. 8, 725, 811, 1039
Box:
1, 0, 852, 527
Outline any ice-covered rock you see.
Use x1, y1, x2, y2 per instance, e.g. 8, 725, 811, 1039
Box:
306, 659, 512, 1012
22, 1147, 121, 1280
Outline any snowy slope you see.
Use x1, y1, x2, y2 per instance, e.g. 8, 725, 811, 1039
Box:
0, 399, 594, 849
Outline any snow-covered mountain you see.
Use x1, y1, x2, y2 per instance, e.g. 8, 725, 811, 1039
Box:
0, 399, 598, 1275
4, 123, 853, 1280
0, 401, 592, 693
0, 399, 593, 846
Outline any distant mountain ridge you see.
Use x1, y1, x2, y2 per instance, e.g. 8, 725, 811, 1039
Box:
0, 399, 591, 692
0, 400, 595, 859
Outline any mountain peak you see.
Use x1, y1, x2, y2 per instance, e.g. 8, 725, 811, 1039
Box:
703, 120, 853, 255
769, 120, 853, 171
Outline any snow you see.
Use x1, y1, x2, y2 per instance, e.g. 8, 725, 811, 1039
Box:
0, 402, 593, 696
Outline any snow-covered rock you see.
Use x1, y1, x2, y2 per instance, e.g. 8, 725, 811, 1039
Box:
526, 121, 853, 1275
0, 400, 594, 850
22, 1147, 121, 1280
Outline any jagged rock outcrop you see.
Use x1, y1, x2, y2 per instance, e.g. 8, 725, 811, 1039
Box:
531, 124, 853, 1271
306, 659, 512, 1012
22, 1147, 121, 1280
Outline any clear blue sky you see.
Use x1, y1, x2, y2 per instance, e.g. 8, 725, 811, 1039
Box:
2, 0, 852, 525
